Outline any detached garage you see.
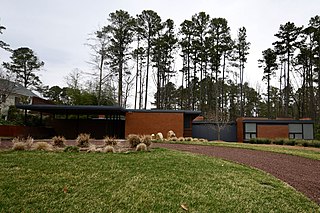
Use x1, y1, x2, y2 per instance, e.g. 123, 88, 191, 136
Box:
237, 117, 314, 142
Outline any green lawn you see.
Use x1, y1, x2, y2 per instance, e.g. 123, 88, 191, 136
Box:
158, 140, 320, 161
0, 149, 319, 212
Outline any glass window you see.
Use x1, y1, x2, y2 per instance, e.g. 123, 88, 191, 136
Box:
289, 124, 302, 133
245, 133, 251, 139
245, 123, 256, 133
303, 124, 314, 140
295, 134, 303, 139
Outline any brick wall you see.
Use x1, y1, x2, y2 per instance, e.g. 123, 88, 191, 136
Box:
257, 125, 288, 139
125, 112, 184, 138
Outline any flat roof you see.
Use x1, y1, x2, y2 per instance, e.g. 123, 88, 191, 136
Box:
243, 119, 314, 124
126, 109, 201, 115
16, 104, 127, 115
16, 104, 201, 116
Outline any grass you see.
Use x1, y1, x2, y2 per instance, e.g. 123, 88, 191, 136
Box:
0, 149, 319, 212
155, 140, 320, 161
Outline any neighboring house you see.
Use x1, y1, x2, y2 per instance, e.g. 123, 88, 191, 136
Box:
0, 79, 38, 120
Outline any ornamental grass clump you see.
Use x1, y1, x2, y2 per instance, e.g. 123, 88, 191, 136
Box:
178, 137, 185, 142
104, 136, 117, 146
136, 143, 147, 151
140, 135, 152, 147
104, 145, 115, 153
12, 136, 34, 150
12, 142, 26, 151
76, 133, 91, 148
184, 137, 192, 142
156, 132, 164, 141
31, 142, 53, 151
52, 136, 66, 147
128, 134, 141, 148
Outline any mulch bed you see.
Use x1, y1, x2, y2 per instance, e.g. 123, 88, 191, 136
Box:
153, 143, 320, 205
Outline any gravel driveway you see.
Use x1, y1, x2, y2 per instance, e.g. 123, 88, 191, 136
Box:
153, 143, 320, 205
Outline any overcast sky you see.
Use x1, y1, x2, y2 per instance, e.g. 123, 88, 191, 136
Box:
1, 0, 320, 107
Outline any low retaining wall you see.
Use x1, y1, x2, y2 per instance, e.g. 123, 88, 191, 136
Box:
0, 125, 55, 139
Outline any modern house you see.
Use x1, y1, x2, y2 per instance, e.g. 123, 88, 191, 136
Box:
14, 104, 201, 139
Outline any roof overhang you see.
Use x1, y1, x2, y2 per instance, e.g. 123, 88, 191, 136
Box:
16, 104, 127, 115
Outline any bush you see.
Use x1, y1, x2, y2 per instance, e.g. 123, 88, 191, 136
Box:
52, 136, 66, 147
192, 138, 199, 142
31, 142, 53, 151
104, 136, 117, 146
167, 130, 176, 139
104, 145, 115, 153
248, 138, 271, 144
273, 138, 285, 145
87, 145, 97, 153
156, 132, 164, 141
140, 135, 152, 147
128, 134, 141, 148
136, 143, 147, 151
299, 140, 320, 148
76, 133, 91, 148
178, 137, 185, 142
64, 146, 79, 152
184, 137, 192, 141
12, 142, 26, 151
284, 139, 296, 146
170, 137, 178, 142
199, 138, 208, 142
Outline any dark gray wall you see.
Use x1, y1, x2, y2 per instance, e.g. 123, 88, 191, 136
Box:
192, 122, 237, 142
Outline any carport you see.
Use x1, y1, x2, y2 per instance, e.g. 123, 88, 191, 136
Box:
16, 104, 126, 139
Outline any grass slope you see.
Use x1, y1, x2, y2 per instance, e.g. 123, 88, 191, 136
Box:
0, 149, 319, 212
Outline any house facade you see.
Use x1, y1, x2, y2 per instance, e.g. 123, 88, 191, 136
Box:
0, 79, 37, 120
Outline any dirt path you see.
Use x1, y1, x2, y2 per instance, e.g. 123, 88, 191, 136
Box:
153, 143, 320, 205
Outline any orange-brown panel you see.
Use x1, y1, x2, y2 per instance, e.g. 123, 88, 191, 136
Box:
236, 118, 244, 142
257, 125, 288, 139
125, 112, 183, 138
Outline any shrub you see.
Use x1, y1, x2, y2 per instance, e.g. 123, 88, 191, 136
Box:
167, 130, 176, 139
64, 146, 79, 152
170, 137, 178, 142
140, 135, 152, 147
76, 133, 91, 147
104, 136, 117, 146
136, 143, 147, 151
184, 137, 192, 141
128, 134, 141, 148
273, 138, 285, 145
52, 136, 66, 147
87, 145, 96, 153
249, 138, 257, 144
284, 139, 296, 146
199, 138, 208, 142
104, 145, 115, 153
192, 138, 199, 142
156, 132, 164, 141
249, 138, 271, 144
32, 142, 53, 151
178, 137, 185, 142
12, 137, 23, 144
12, 142, 26, 151
151, 134, 156, 140
26, 136, 34, 148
